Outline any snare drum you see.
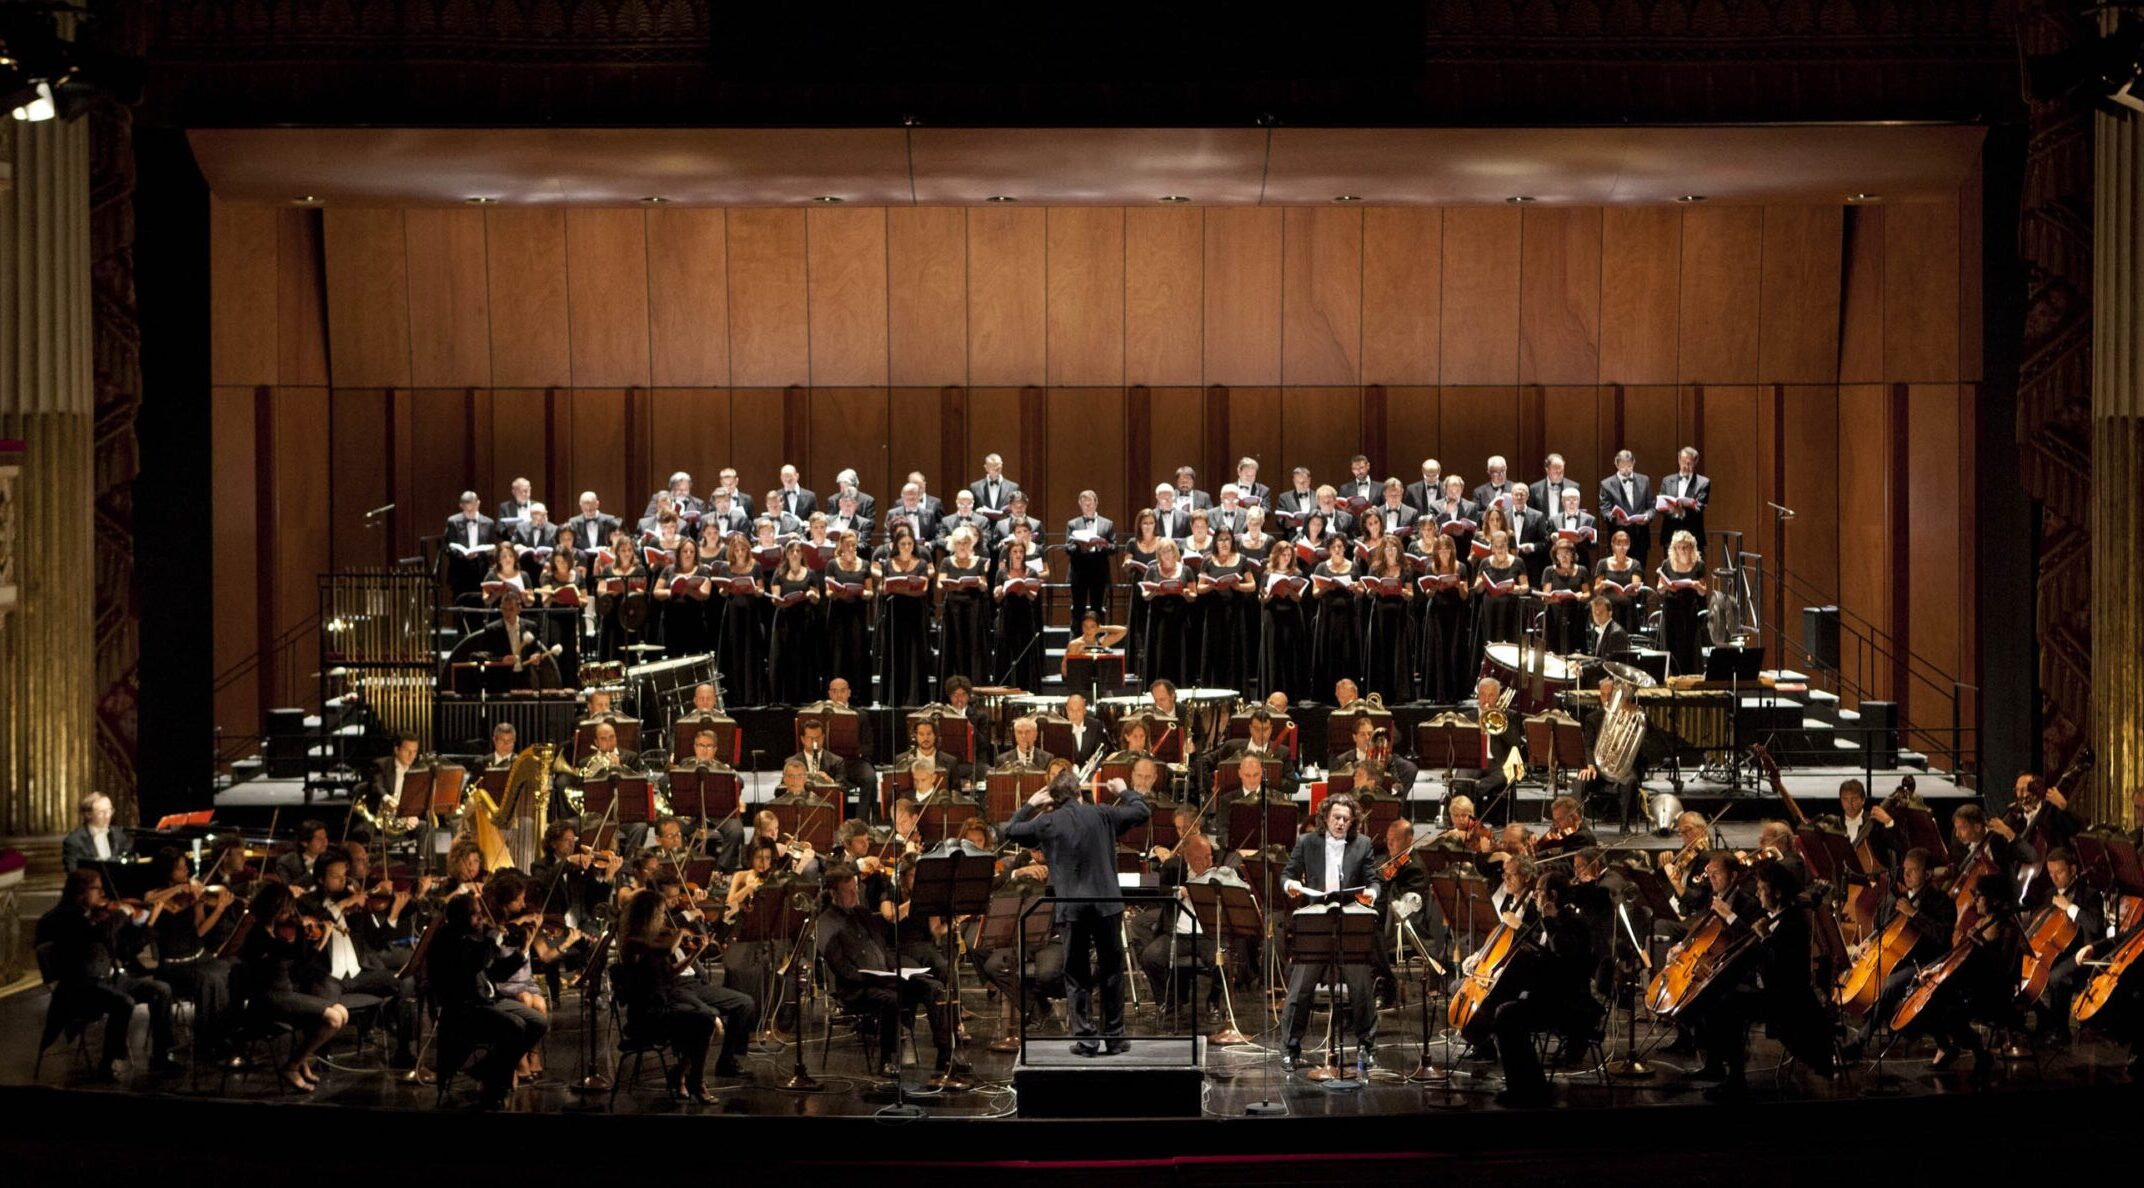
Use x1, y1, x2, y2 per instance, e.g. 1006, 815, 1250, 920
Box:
579, 660, 625, 688
1479, 642, 1578, 714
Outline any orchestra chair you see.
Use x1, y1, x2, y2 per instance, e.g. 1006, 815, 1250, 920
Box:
210, 1015, 296, 1097
319, 991, 389, 1071
605, 965, 683, 1109
1533, 1017, 1609, 1086
31, 942, 105, 1078
427, 1000, 497, 1107
815, 967, 921, 1076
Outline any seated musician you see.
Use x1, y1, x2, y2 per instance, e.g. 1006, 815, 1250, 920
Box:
750, 794, 824, 880
1491, 821, 1536, 868
364, 734, 422, 833
1332, 720, 1414, 794
60, 790, 133, 872
1278, 793, 1384, 1071
465, 591, 560, 689
1568, 848, 1646, 1002
716, 841, 791, 1033
529, 821, 621, 934
1687, 859, 1835, 1099
439, 837, 489, 900
817, 864, 966, 1084
481, 721, 518, 769
1058, 693, 1109, 766
1571, 676, 1666, 828
273, 819, 333, 889
1200, 706, 1296, 796
1105, 718, 1155, 764
1842, 846, 1956, 1057
788, 715, 842, 783
424, 888, 546, 1108
969, 831, 1065, 1051
996, 716, 1055, 770
1145, 679, 1193, 757
822, 677, 879, 807
613, 887, 722, 1101
1483, 869, 1600, 1108
1373, 818, 1442, 1009
676, 728, 745, 868
137, 847, 239, 1058
578, 721, 633, 779
36, 869, 181, 1080
1989, 771, 2081, 864
1837, 779, 1898, 868
1431, 794, 1494, 854
1484, 854, 1533, 923
1743, 819, 1806, 885
1907, 874, 2023, 1073
233, 882, 351, 1092
2023, 847, 2103, 1043
645, 869, 757, 1072
2073, 805, 2144, 1074
1467, 677, 1527, 807
1949, 803, 2019, 885
1533, 794, 1598, 859
581, 688, 626, 722
892, 720, 960, 791
1139, 827, 1231, 1025
312, 848, 419, 1069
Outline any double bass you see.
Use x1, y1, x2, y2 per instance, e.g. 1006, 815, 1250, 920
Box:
1449, 874, 1533, 1032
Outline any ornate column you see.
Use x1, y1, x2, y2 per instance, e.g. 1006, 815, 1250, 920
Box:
2094, 110, 2144, 829
0, 116, 97, 835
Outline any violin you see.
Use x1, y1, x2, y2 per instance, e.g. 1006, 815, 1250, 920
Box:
1379, 849, 1411, 882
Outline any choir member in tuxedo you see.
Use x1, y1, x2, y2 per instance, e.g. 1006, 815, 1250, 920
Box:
936, 526, 992, 691
833, 467, 877, 525
1598, 450, 1654, 566
1529, 453, 1585, 523
1362, 535, 1415, 705
1311, 485, 1356, 538
1059, 693, 1109, 765
970, 452, 1019, 519
1592, 529, 1647, 632
1471, 456, 1512, 512
715, 533, 767, 706
1473, 529, 1528, 646
651, 538, 711, 658
1173, 465, 1212, 511
36, 868, 180, 1081
563, 490, 621, 563
1233, 456, 1271, 509
1505, 483, 1550, 583
1210, 484, 1248, 535
1404, 458, 1444, 514
513, 501, 561, 552
1152, 482, 1192, 540
1540, 540, 1591, 654
938, 488, 987, 553
883, 482, 939, 550
701, 489, 750, 544
708, 467, 751, 515
1415, 531, 1474, 703
759, 489, 805, 539
827, 487, 872, 544
767, 541, 825, 704
822, 531, 875, 702
1369, 478, 1418, 537
1259, 541, 1313, 707
1139, 539, 1196, 687
876, 526, 934, 707
1274, 466, 1318, 527
1198, 528, 1255, 689
1657, 529, 1708, 675
496, 476, 535, 533
641, 471, 702, 524
994, 537, 1045, 690
1122, 509, 1165, 675
1065, 489, 1116, 624
1548, 487, 1598, 570
638, 493, 681, 539
773, 463, 817, 521
444, 490, 499, 599
993, 490, 1044, 557
1334, 454, 1377, 514
1309, 535, 1364, 700
1657, 446, 1710, 548
1278, 793, 1385, 1069
1427, 474, 1479, 556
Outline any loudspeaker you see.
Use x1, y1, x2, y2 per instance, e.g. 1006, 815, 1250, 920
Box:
1802, 606, 1841, 671
1857, 700, 1898, 768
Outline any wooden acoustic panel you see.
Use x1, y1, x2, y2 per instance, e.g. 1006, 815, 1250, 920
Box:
1281, 387, 1365, 492
210, 199, 279, 387
403, 208, 493, 387
565, 209, 652, 387
887, 209, 967, 386
1145, 387, 1205, 497
1904, 383, 1963, 722
485, 208, 572, 387
1838, 206, 1884, 385
1361, 209, 1441, 386
726, 210, 811, 387
646, 208, 731, 387
1046, 388, 1127, 537
321, 208, 412, 388
1202, 208, 1283, 385
1440, 208, 1522, 384
210, 386, 261, 738
1383, 387, 1442, 484
807, 387, 892, 512
1883, 203, 1961, 382
807, 207, 890, 386
276, 209, 332, 387
1281, 206, 1363, 385
1224, 387, 1286, 499
1124, 207, 1202, 387
488, 389, 552, 511
1757, 205, 1844, 384
1518, 207, 1602, 385
1835, 383, 1892, 699
1600, 207, 1680, 384
1437, 387, 1519, 491
1676, 206, 1762, 383
1047, 208, 1126, 386
967, 207, 1048, 386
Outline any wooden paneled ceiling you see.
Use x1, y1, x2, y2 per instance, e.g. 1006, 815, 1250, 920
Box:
190, 125, 1987, 207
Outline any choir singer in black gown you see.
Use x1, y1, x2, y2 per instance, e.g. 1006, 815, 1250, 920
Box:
1259, 540, 1312, 706
875, 526, 934, 707
994, 537, 1045, 690
715, 534, 767, 707
767, 541, 825, 704
1003, 770, 1151, 1054
936, 527, 992, 689
822, 531, 875, 703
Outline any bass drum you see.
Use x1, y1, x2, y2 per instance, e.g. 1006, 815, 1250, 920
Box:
1479, 643, 1578, 714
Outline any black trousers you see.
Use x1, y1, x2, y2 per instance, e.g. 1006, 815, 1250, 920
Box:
676, 976, 757, 1063
1852, 962, 1925, 1045
1062, 906, 1129, 1039
1139, 930, 1217, 1010
2036, 956, 2088, 1035
1280, 960, 1377, 1055
63, 974, 174, 1065
1068, 555, 1111, 624
845, 975, 952, 1063
443, 1000, 546, 1097
157, 958, 234, 1053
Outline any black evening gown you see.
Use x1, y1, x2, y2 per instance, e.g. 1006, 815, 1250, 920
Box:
714, 562, 767, 706
1415, 561, 1473, 703
1141, 580, 1191, 688
1362, 575, 1414, 705
767, 572, 825, 704
1658, 562, 1707, 676
936, 557, 992, 691
822, 561, 874, 703
1122, 542, 1162, 681
993, 582, 1044, 691
1308, 563, 1363, 699
598, 561, 650, 661
1474, 558, 1524, 648
879, 562, 933, 707
1259, 572, 1312, 706
1198, 559, 1251, 691
1592, 559, 1646, 633
659, 564, 710, 658
1541, 566, 1590, 655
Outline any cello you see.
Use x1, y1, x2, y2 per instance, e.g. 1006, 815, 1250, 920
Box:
2014, 893, 2081, 1007
1644, 860, 1760, 1020
1836, 880, 1932, 1017
2073, 912, 2144, 1025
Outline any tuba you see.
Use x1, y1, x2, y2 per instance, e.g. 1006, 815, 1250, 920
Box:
1592, 663, 1655, 785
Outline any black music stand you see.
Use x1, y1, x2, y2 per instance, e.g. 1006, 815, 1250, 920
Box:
574, 717, 642, 762
1290, 897, 1379, 1085
1797, 825, 1858, 887
907, 841, 997, 1090
737, 875, 827, 1092
2072, 831, 2144, 903
665, 764, 741, 824
1416, 716, 1480, 782
912, 796, 982, 844
1062, 653, 1126, 701
1183, 877, 1263, 1045
580, 772, 653, 830
669, 711, 739, 764
1522, 711, 1586, 797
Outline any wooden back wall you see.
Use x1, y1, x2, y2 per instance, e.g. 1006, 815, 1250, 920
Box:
209, 191, 1984, 754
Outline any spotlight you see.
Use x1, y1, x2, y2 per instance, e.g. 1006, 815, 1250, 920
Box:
1331, 195, 1362, 203
812, 196, 845, 204
1158, 195, 1190, 203
984, 195, 1018, 203
7, 81, 53, 123
1506, 195, 1536, 204
639, 196, 671, 205
1847, 193, 1880, 203
293, 195, 322, 206
1675, 195, 1706, 203
464, 196, 498, 205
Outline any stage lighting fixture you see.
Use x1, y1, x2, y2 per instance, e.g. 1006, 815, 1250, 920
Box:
1331, 195, 1361, 202
1158, 195, 1190, 203
7, 80, 53, 122
1506, 195, 1536, 204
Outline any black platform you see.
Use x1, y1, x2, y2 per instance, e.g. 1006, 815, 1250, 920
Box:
1013, 1036, 1205, 1117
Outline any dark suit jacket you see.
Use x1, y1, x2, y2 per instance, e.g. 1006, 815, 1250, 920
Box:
1584, 617, 1632, 658
882, 503, 939, 546
1656, 471, 1710, 536
1529, 478, 1586, 517
774, 486, 818, 520
1059, 721, 1109, 765
994, 747, 1057, 771
444, 513, 498, 552
1471, 482, 1512, 512
1275, 488, 1319, 519
495, 499, 535, 527
1334, 477, 1378, 509
1065, 515, 1116, 549
701, 507, 751, 540
1598, 473, 1654, 528
1282, 830, 1385, 900
562, 513, 622, 555
35, 903, 129, 984
60, 826, 132, 873
1235, 481, 1272, 507
1368, 502, 1419, 534
1152, 504, 1194, 540
1004, 787, 1150, 920
969, 476, 1020, 514
1404, 479, 1443, 513
513, 521, 561, 550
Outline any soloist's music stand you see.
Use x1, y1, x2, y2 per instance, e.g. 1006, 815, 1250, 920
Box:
1290, 897, 1379, 1086
908, 841, 997, 1091
1183, 877, 1262, 1045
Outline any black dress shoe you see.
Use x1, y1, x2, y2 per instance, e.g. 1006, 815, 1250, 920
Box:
1462, 1043, 1498, 1063
1070, 1041, 1100, 1057
1282, 1050, 1305, 1071
1103, 1039, 1132, 1056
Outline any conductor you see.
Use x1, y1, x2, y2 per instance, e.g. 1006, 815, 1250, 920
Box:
1004, 770, 1151, 1055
